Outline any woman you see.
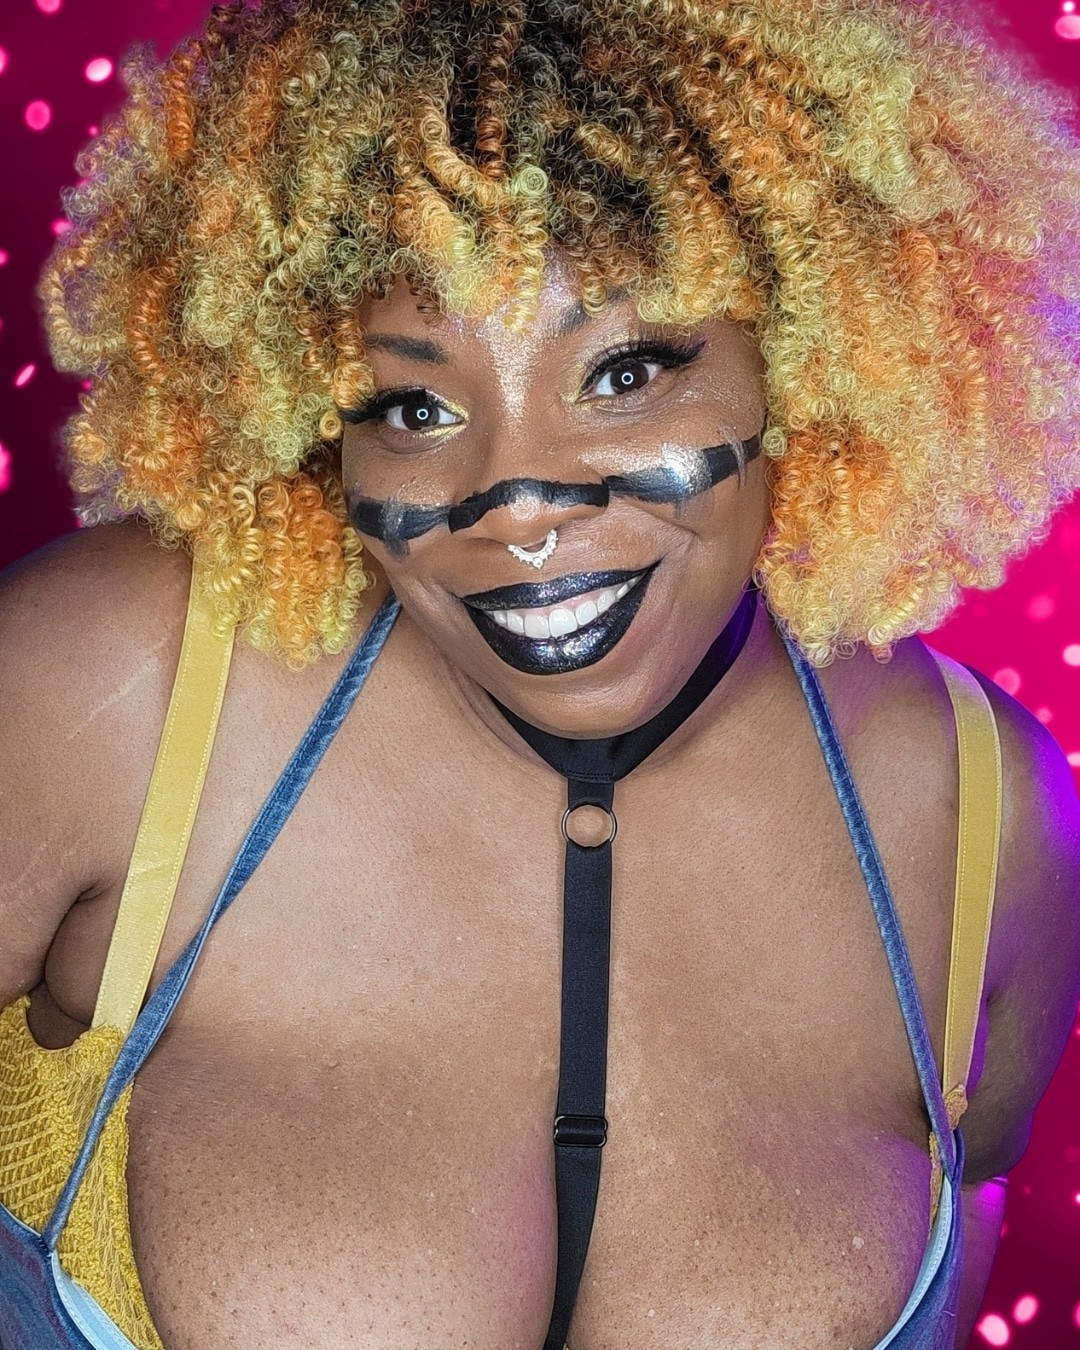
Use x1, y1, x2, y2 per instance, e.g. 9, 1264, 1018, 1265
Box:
1, 0, 1079, 1346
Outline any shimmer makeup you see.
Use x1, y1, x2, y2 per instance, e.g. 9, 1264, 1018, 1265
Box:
460, 563, 660, 675
347, 432, 762, 557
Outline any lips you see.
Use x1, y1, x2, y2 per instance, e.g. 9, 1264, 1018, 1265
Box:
462, 562, 660, 675
460, 567, 650, 613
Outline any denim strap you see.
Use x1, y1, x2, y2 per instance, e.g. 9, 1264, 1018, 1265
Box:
774, 624, 957, 1173
42, 593, 401, 1251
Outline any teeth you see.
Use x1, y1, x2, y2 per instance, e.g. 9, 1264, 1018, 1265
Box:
491, 574, 642, 640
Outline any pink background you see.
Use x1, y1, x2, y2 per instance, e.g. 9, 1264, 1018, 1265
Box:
0, 1, 1076, 1343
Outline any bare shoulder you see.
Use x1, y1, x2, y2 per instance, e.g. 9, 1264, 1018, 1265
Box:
955, 657, 1080, 1177
892, 634, 1080, 1180
0, 518, 194, 1007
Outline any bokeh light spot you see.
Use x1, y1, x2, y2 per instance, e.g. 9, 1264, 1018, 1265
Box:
35, 0, 62, 12
24, 100, 52, 132
1064, 644, 1080, 667
1026, 593, 1056, 620
84, 58, 113, 84
14, 364, 36, 389
50, 218, 71, 236
0, 46, 8, 76
0, 249, 8, 266
1074, 1299, 1080, 1330
1067, 751, 1080, 768
1065, 0, 1077, 10
1057, 13, 1080, 36
976, 1313, 1010, 1345
993, 667, 1021, 695
0, 444, 10, 494
1035, 705, 1053, 723
1012, 1295, 1038, 1323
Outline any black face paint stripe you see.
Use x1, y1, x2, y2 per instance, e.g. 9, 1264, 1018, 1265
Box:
447, 479, 610, 533
346, 498, 451, 557
347, 432, 762, 550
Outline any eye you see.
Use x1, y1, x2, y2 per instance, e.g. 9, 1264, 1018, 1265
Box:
384, 393, 459, 432
590, 357, 665, 398
581, 337, 706, 402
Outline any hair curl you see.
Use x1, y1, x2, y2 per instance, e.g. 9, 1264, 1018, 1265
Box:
39, 0, 1080, 668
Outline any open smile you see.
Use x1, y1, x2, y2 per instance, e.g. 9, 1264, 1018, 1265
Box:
460, 563, 660, 675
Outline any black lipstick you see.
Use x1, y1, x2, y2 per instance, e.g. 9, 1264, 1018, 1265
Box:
464, 562, 660, 675
460, 567, 650, 613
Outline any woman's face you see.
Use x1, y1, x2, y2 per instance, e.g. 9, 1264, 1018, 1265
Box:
340, 252, 771, 737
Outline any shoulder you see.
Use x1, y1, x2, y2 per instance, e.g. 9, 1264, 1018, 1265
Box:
954, 657, 1080, 1177
897, 636, 1080, 1179
816, 631, 1080, 1179
0, 518, 194, 1006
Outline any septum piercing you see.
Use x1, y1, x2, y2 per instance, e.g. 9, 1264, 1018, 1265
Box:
508, 529, 558, 569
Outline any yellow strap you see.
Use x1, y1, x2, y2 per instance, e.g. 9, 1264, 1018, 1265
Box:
928, 648, 1003, 1125
91, 552, 235, 1036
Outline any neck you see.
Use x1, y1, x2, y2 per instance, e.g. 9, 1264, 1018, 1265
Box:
440, 588, 779, 777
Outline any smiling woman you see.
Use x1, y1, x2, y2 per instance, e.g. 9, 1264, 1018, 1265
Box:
2, 1, 1080, 1349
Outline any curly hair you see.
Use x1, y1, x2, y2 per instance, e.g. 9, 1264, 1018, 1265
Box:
38, 0, 1080, 669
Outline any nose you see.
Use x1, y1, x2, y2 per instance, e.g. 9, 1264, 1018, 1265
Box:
449, 478, 609, 554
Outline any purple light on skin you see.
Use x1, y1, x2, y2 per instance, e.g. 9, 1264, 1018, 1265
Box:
25, 100, 52, 132
0, 444, 10, 494
14, 364, 36, 389
1055, 12, 1080, 36
85, 58, 113, 84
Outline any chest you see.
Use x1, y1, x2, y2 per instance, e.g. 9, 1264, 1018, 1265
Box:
41, 651, 960, 1349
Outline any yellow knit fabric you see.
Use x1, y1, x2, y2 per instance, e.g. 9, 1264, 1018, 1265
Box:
0, 978, 954, 1350
0, 993, 163, 1350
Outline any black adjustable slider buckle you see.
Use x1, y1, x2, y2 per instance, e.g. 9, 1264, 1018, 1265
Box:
553, 1114, 608, 1148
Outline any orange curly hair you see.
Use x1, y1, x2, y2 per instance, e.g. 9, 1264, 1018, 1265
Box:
38, 0, 1080, 668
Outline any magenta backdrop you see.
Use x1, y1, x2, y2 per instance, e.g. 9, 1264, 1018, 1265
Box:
0, 1, 1077, 1345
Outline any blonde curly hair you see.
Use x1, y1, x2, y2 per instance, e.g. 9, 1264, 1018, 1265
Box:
39, 0, 1080, 669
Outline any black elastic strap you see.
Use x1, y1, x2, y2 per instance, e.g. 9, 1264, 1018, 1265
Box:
491, 583, 759, 1350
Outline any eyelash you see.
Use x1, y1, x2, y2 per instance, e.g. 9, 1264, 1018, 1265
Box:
339, 336, 706, 432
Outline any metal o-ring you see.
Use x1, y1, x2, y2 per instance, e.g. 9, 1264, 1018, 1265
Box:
561, 803, 618, 849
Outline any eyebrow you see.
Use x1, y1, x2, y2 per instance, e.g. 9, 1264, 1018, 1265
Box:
542, 286, 629, 342
362, 287, 632, 365
363, 334, 450, 364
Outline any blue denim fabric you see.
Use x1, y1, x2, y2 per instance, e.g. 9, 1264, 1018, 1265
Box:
0, 593, 401, 1350
777, 622, 965, 1349
1, 596, 965, 1349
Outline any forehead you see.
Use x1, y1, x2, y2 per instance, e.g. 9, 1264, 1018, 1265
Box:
356, 251, 628, 347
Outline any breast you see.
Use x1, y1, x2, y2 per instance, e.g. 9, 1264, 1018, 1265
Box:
43, 628, 962, 1348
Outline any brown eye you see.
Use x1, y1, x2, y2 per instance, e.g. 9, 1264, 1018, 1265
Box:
592, 358, 663, 398
386, 393, 457, 432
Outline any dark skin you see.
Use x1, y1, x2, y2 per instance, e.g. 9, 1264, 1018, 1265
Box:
340, 251, 773, 742
1, 253, 1078, 1348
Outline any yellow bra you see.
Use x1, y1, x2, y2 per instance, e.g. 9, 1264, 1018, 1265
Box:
0, 555, 1002, 1350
